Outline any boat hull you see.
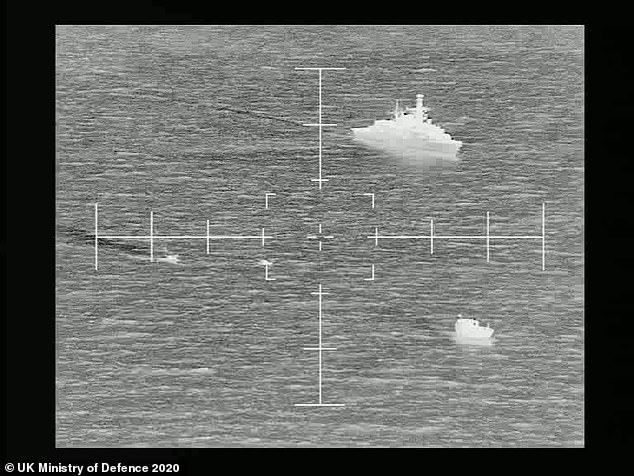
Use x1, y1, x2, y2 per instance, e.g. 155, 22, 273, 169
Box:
455, 328, 494, 339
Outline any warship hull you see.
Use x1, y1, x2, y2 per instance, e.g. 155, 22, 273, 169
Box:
352, 127, 462, 159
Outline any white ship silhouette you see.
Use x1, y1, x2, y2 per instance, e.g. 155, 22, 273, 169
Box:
455, 315, 494, 340
155, 243, 181, 265
352, 94, 462, 159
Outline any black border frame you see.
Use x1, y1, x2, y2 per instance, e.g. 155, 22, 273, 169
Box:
5, 2, 628, 468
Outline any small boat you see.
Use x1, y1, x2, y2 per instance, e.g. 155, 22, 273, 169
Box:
156, 245, 181, 265
156, 254, 180, 265
455, 314, 494, 340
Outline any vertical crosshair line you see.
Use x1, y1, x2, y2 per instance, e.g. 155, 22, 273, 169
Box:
94, 203, 98, 270
318, 70, 322, 189
206, 219, 210, 254
486, 211, 490, 262
150, 211, 154, 263
430, 218, 434, 255
542, 202, 545, 271
318, 283, 322, 404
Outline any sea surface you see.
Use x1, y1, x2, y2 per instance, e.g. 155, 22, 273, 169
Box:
55, 25, 584, 447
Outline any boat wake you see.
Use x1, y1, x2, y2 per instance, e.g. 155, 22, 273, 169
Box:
57, 224, 148, 255
203, 101, 305, 127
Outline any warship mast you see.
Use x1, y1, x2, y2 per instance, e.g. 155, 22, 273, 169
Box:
415, 94, 425, 120
393, 99, 400, 119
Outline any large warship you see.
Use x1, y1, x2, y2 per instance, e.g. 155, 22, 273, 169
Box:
351, 94, 462, 159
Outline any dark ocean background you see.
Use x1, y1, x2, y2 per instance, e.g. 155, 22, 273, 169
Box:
55, 25, 583, 447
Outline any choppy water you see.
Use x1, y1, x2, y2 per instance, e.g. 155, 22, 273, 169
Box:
55, 25, 584, 447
